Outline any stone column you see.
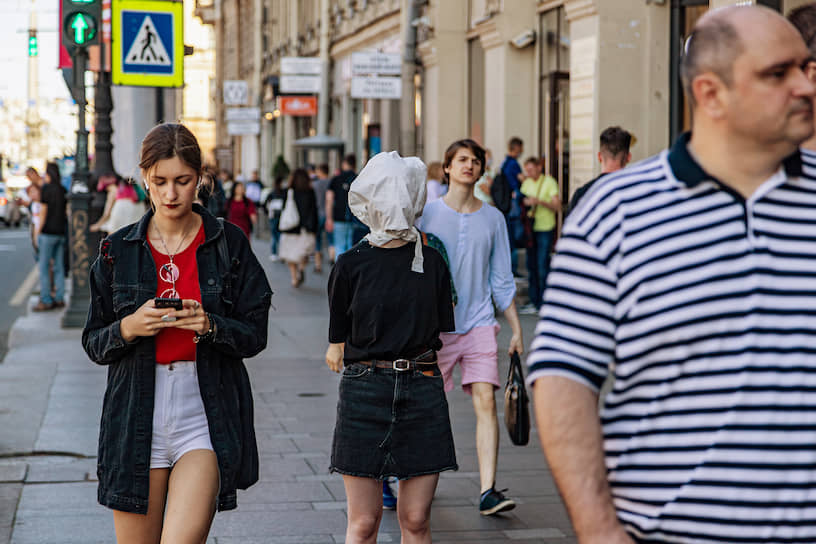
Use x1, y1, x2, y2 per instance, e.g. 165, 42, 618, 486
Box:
564, 0, 670, 194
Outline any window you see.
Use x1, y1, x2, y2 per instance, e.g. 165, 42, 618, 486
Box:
538, 7, 569, 196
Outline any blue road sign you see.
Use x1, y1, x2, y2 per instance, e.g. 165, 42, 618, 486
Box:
121, 10, 173, 75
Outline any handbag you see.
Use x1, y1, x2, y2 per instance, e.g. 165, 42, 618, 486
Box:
278, 188, 300, 231
503, 351, 530, 446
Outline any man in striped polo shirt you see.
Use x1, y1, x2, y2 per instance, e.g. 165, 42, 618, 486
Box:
527, 6, 816, 544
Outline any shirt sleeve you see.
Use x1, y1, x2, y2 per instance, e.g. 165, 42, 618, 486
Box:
438, 260, 455, 332
525, 227, 618, 392
488, 212, 516, 312
327, 260, 351, 343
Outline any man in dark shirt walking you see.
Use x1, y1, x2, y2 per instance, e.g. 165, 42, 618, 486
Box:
567, 126, 632, 215
33, 162, 67, 311
325, 154, 357, 259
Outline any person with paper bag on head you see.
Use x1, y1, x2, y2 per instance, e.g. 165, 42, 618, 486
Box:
326, 151, 457, 544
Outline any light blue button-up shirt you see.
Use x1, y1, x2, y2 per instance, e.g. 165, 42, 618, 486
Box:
418, 198, 516, 335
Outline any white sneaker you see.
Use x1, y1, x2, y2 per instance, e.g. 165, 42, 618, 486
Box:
518, 303, 539, 315
268, 254, 280, 262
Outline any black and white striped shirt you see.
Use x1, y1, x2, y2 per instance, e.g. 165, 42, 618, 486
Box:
527, 134, 816, 543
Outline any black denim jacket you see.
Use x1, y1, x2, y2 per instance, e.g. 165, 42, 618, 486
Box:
82, 205, 272, 514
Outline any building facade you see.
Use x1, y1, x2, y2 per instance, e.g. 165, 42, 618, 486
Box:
197, 0, 813, 194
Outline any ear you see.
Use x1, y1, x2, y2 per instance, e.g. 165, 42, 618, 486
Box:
597, 151, 603, 164
692, 72, 729, 120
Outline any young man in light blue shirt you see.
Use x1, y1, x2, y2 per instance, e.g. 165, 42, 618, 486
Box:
418, 138, 524, 516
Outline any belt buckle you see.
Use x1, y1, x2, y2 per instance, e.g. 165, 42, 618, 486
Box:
393, 359, 410, 372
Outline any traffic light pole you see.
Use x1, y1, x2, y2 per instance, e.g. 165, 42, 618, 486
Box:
62, 47, 93, 328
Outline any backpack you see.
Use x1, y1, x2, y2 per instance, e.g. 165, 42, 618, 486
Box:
490, 167, 512, 215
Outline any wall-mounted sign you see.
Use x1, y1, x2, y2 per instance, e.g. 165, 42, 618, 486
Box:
225, 107, 261, 122
351, 76, 401, 99
223, 80, 249, 105
281, 56, 321, 75
280, 74, 321, 94
351, 51, 401, 76
279, 96, 317, 116
227, 120, 260, 135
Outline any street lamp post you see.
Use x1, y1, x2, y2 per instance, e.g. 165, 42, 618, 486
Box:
61, 0, 101, 328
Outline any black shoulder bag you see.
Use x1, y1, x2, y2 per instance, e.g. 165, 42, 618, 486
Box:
503, 351, 530, 446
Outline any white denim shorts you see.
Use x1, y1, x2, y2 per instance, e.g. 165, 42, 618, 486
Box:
150, 361, 214, 469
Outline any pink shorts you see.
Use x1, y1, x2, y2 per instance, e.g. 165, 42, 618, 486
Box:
437, 325, 500, 395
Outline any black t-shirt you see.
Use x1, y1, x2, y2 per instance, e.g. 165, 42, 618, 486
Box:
567, 173, 605, 218
328, 241, 455, 363
328, 170, 355, 221
40, 182, 67, 235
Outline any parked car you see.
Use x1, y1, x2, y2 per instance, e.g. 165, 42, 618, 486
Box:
0, 188, 22, 227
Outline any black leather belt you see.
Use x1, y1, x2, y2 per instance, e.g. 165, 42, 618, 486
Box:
359, 349, 437, 372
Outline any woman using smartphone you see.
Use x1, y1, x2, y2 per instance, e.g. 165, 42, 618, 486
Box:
82, 123, 272, 543
326, 151, 457, 544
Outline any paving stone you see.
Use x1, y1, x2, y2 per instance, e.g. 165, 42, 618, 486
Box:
0, 464, 26, 483
504, 528, 567, 539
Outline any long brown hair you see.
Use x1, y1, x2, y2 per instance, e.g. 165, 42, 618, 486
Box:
289, 168, 311, 192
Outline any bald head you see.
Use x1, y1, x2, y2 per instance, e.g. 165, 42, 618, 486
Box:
681, 6, 800, 108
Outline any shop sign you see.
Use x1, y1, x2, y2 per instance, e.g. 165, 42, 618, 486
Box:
280, 96, 318, 116
351, 75, 401, 99
351, 51, 401, 76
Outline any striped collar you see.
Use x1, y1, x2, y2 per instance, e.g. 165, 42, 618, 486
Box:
667, 132, 803, 188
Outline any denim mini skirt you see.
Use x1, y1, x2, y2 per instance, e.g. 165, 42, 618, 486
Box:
330, 362, 458, 480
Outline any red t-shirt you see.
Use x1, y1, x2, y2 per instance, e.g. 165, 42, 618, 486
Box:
149, 224, 205, 364
227, 198, 255, 238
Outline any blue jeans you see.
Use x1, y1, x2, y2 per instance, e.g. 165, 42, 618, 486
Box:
315, 216, 326, 252
506, 216, 524, 276
529, 230, 554, 309
269, 216, 280, 255
38, 233, 66, 304
333, 221, 353, 256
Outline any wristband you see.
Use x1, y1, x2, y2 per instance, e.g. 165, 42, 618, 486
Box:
193, 313, 215, 344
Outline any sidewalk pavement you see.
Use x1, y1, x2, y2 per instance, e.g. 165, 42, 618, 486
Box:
0, 238, 576, 544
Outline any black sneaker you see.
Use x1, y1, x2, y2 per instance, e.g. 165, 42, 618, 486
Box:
479, 487, 515, 516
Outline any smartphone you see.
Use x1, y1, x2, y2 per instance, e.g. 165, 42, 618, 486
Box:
154, 297, 183, 310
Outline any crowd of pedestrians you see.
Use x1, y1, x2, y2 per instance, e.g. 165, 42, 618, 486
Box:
30, 3, 816, 542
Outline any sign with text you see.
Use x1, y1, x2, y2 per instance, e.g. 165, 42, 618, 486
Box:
227, 120, 260, 136
280, 74, 321, 94
351, 51, 401, 76
280, 56, 321, 75
280, 96, 317, 116
351, 76, 401, 99
225, 107, 261, 122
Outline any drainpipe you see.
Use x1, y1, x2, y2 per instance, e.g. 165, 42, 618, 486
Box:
317, 0, 330, 161
400, 0, 419, 156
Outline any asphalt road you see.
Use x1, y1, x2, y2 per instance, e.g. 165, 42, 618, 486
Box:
0, 226, 36, 362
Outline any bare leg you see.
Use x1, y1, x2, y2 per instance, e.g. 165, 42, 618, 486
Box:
287, 262, 299, 286
343, 476, 383, 544
112, 468, 169, 544
471, 382, 499, 493
160, 449, 219, 544
314, 250, 323, 272
396, 474, 439, 544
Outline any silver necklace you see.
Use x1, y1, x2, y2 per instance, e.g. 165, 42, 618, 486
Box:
153, 219, 194, 265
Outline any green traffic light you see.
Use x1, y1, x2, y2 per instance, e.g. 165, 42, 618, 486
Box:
66, 12, 96, 46
28, 36, 37, 57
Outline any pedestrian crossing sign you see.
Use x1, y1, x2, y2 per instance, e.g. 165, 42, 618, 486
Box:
112, 0, 183, 88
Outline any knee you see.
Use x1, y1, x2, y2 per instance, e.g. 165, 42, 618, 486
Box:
348, 512, 381, 540
398, 508, 430, 535
472, 387, 496, 413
